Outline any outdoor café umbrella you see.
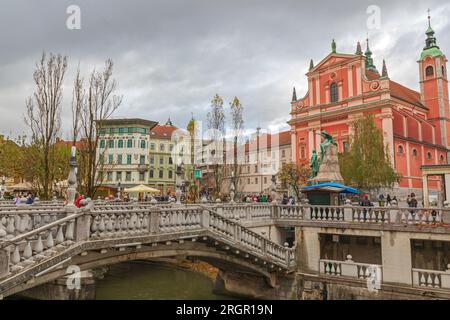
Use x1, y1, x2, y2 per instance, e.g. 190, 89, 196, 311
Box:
123, 184, 161, 194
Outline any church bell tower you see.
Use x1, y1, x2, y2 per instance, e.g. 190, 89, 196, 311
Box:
419, 11, 450, 152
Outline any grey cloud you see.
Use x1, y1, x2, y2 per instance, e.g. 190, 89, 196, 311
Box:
0, 0, 448, 138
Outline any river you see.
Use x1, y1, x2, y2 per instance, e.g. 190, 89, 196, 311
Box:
95, 262, 237, 300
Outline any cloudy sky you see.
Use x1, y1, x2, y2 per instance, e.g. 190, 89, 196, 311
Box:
0, 0, 449, 139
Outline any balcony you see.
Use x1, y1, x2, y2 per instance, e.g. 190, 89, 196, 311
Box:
137, 164, 149, 172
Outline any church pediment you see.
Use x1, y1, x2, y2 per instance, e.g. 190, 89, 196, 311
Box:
309, 53, 359, 73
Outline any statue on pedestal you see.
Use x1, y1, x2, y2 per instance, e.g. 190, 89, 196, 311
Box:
310, 150, 319, 179
319, 130, 336, 164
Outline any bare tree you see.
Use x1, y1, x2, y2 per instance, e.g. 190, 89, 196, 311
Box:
24, 52, 68, 199
71, 66, 84, 146
206, 94, 225, 198
229, 97, 244, 200
72, 59, 122, 197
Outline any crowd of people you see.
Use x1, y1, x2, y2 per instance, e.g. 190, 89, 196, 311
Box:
243, 194, 274, 203
13, 193, 35, 205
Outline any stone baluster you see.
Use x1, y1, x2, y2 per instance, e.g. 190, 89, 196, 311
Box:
149, 209, 161, 234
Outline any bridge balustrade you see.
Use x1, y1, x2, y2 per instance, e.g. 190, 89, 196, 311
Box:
412, 268, 450, 289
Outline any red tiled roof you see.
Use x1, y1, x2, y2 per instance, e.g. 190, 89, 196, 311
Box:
150, 124, 178, 139
365, 70, 380, 80
243, 130, 291, 152
365, 69, 426, 109
389, 81, 426, 109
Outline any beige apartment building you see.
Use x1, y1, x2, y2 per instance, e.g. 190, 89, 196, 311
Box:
96, 118, 177, 195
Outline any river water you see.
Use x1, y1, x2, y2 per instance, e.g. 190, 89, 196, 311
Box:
95, 262, 237, 300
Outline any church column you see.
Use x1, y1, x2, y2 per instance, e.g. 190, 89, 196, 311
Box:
308, 129, 314, 158
406, 141, 412, 188
308, 78, 314, 106
348, 66, 354, 97
315, 76, 320, 105
291, 129, 297, 163
422, 174, 430, 207
381, 112, 395, 168
356, 66, 362, 95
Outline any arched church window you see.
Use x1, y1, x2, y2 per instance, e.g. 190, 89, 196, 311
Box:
412, 149, 417, 157
330, 83, 338, 103
427, 152, 432, 160
397, 145, 404, 154
442, 66, 446, 77
440, 154, 445, 162
425, 66, 434, 77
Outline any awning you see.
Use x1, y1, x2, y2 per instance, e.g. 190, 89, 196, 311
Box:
302, 182, 359, 194
8, 182, 33, 191
123, 184, 161, 194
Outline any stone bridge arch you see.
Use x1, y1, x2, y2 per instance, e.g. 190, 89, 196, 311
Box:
1, 235, 289, 299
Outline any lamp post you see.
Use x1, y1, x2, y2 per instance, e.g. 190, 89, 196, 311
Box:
175, 163, 184, 205
271, 174, 277, 204
117, 181, 121, 200
0, 176, 5, 200
66, 146, 78, 207
229, 169, 235, 203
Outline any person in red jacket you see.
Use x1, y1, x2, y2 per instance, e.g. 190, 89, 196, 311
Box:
75, 194, 84, 208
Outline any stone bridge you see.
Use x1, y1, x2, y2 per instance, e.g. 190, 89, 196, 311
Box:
0, 202, 295, 299
2, 200, 450, 299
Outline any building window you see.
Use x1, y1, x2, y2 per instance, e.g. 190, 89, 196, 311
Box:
108, 140, 114, 148
125, 172, 131, 181
107, 171, 113, 181
118, 140, 123, 148
426, 66, 434, 77
127, 154, 132, 164
255, 177, 258, 184
159, 170, 164, 179
149, 169, 154, 178
119, 127, 125, 134
127, 139, 132, 148
427, 152, 432, 160
264, 177, 267, 184
168, 171, 173, 179
150, 143, 155, 150
150, 155, 154, 164
99, 140, 105, 148
140, 155, 145, 164
168, 157, 173, 164
282, 150, 286, 158
140, 140, 146, 149
330, 82, 338, 103
300, 146, 306, 159
440, 154, 445, 163
247, 178, 250, 184
116, 171, 122, 181
169, 144, 174, 152
160, 144, 165, 152
159, 157, 164, 165
412, 149, 418, 157
139, 172, 145, 181
117, 154, 123, 164
397, 145, 404, 154
255, 165, 258, 173
442, 66, 446, 77
108, 154, 113, 164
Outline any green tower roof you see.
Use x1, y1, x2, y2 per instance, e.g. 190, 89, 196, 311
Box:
420, 10, 443, 60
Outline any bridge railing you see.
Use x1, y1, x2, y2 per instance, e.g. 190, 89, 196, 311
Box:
319, 258, 383, 283
412, 268, 450, 289
0, 208, 69, 241
0, 210, 84, 278
213, 203, 450, 228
